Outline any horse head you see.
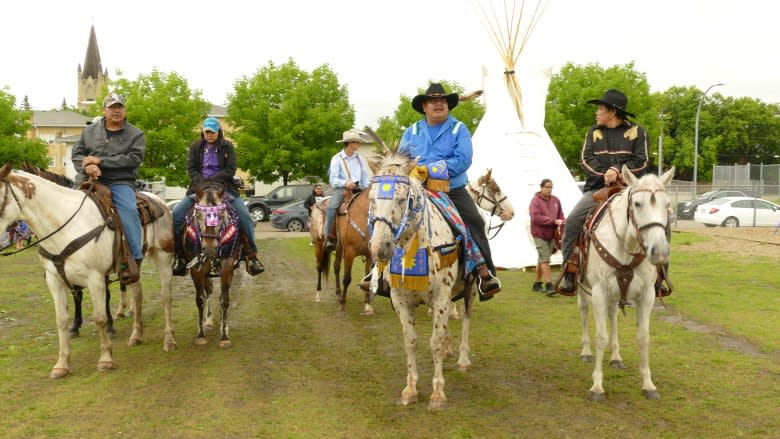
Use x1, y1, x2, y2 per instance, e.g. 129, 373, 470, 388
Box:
622, 165, 675, 265
367, 152, 421, 262
471, 168, 515, 221
0, 162, 36, 232
191, 182, 235, 260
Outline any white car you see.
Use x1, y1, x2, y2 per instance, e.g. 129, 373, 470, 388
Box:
693, 196, 780, 227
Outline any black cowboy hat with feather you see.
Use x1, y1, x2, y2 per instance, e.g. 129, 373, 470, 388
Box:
411, 83, 459, 114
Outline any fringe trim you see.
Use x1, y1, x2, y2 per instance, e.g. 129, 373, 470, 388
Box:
426, 178, 450, 193
389, 273, 429, 291
402, 234, 420, 269
435, 249, 458, 270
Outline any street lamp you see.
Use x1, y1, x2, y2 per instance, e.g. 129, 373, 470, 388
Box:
693, 82, 724, 197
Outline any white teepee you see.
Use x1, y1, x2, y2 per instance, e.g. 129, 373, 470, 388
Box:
468, 0, 582, 269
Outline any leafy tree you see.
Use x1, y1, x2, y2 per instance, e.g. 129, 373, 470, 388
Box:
545, 62, 656, 177
106, 70, 210, 186
374, 80, 485, 147
0, 88, 49, 166
227, 59, 353, 185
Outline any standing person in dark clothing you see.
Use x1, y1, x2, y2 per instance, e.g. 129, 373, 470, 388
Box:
555, 89, 649, 294
529, 179, 565, 296
171, 117, 263, 276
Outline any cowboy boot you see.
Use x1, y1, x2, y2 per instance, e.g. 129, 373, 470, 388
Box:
555, 253, 579, 296
120, 258, 141, 286
477, 264, 501, 301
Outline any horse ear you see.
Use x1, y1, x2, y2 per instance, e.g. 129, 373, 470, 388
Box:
660, 166, 675, 186
621, 164, 638, 186
485, 168, 492, 183
367, 156, 380, 175
0, 162, 12, 179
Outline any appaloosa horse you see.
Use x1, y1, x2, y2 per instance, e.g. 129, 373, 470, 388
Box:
367, 152, 481, 410
576, 165, 674, 401
0, 162, 176, 378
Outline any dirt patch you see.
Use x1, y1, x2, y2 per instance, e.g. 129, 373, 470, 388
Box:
674, 226, 780, 259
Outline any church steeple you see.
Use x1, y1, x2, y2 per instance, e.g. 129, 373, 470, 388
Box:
77, 24, 108, 110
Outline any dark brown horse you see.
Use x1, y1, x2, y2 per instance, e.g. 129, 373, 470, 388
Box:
181, 182, 242, 347
316, 189, 374, 316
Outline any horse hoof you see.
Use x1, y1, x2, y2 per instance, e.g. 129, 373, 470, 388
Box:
128, 337, 143, 347
107, 328, 116, 339
428, 399, 448, 411
219, 340, 232, 348
115, 312, 127, 319
398, 394, 418, 406
49, 368, 69, 379
609, 360, 626, 369
195, 337, 208, 346
97, 361, 114, 371
589, 391, 606, 402
581, 355, 594, 363
642, 389, 660, 400
69, 329, 80, 338
164, 342, 177, 352
457, 364, 470, 373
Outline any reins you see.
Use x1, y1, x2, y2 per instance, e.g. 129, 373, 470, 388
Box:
467, 179, 509, 240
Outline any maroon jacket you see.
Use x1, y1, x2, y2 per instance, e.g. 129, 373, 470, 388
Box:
529, 191, 565, 240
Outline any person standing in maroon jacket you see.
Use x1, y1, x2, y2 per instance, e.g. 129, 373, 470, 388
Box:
529, 179, 565, 296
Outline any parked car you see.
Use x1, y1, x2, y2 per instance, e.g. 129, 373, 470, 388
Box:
677, 189, 748, 220
270, 200, 309, 232
693, 196, 780, 227
245, 184, 321, 222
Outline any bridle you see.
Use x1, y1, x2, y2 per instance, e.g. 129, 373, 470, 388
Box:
368, 175, 425, 246
467, 179, 509, 239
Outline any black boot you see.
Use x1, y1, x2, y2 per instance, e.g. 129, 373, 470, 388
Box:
173, 257, 187, 276
247, 257, 264, 275
555, 272, 576, 295
532, 281, 543, 292
477, 264, 501, 301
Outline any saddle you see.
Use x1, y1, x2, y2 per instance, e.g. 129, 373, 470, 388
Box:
79, 181, 167, 284
337, 188, 362, 215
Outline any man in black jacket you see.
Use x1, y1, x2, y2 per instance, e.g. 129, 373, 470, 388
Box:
556, 89, 649, 294
171, 117, 263, 276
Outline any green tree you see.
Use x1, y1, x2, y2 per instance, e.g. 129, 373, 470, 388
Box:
227, 59, 353, 185
545, 62, 656, 176
0, 88, 49, 166
374, 80, 485, 147
107, 70, 210, 186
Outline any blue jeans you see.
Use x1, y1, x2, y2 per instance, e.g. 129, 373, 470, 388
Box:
109, 184, 143, 260
560, 191, 596, 263
172, 195, 258, 254
323, 187, 346, 241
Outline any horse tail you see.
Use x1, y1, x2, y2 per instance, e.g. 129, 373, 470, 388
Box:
321, 247, 330, 281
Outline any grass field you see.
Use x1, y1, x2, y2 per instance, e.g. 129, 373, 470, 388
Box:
0, 231, 778, 438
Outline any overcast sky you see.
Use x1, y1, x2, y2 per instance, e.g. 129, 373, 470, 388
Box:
3, 0, 779, 128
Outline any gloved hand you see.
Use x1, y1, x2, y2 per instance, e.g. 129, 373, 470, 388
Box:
410, 165, 428, 183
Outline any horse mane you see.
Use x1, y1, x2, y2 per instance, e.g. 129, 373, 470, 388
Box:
18, 162, 75, 188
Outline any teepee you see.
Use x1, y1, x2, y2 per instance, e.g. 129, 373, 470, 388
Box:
468, 0, 582, 269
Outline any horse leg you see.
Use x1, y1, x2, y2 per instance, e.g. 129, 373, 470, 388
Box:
608, 301, 624, 369
126, 282, 144, 347
578, 290, 593, 362
636, 288, 659, 400
47, 275, 73, 378
360, 257, 375, 316
218, 269, 233, 348
395, 297, 419, 406
429, 292, 451, 411
69, 288, 84, 338
588, 287, 609, 401
150, 248, 176, 351
456, 289, 473, 372
115, 283, 131, 318
333, 245, 344, 315
314, 240, 324, 303
85, 275, 114, 372
195, 276, 210, 345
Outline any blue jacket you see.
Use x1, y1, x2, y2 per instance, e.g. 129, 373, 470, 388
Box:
399, 115, 472, 190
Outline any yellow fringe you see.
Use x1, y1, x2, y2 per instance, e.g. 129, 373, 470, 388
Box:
402, 234, 419, 269
389, 273, 429, 291
435, 249, 458, 270
426, 178, 450, 193
377, 261, 387, 274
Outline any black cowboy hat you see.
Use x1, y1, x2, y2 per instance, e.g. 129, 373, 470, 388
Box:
411, 83, 459, 114
587, 89, 635, 118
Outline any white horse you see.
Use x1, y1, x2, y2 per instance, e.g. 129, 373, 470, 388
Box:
577, 165, 674, 401
0, 163, 176, 378
368, 152, 481, 410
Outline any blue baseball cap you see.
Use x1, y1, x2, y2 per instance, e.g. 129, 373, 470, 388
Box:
203, 117, 220, 133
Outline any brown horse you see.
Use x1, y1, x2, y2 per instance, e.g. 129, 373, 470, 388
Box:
180, 182, 242, 347
314, 189, 374, 316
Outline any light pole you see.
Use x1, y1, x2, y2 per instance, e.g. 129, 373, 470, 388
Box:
693, 83, 724, 197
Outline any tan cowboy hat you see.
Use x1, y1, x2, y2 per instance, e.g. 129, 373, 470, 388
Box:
337, 129, 367, 144
411, 83, 459, 114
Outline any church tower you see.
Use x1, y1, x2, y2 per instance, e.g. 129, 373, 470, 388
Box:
76, 25, 108, 110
